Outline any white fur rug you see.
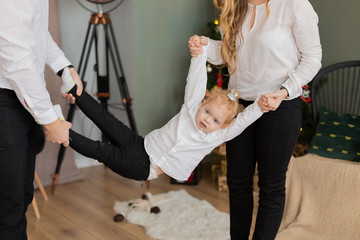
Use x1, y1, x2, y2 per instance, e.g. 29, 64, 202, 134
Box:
113, 190, 230, 240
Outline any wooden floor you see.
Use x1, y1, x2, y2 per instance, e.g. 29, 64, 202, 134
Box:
27, 161, 230, 240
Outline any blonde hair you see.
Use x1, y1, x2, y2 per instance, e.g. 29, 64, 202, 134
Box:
214, 0, 270, 73
204, 88, 244, 126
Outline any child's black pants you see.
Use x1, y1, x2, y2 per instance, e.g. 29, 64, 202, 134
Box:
68, 86, 150, 181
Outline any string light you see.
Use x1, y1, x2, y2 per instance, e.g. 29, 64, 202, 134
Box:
206, 63, 212, 73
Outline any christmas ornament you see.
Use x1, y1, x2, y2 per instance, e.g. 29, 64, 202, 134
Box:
301, 84, 311, 103
215, 71, 223, 88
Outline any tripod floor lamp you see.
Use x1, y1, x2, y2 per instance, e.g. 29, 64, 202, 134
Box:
52, 0, 140, 193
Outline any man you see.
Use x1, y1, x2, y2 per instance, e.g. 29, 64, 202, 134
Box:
0, 1, 82, 239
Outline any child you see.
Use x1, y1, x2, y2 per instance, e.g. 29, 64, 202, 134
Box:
61, 45, 268, 182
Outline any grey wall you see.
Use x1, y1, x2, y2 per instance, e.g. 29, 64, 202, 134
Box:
310, 0, 360, 67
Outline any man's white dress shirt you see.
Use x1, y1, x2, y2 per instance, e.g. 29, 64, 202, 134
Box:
0, 0, 71, 124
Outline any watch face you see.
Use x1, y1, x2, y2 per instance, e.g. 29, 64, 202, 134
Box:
86, 0, 115, 3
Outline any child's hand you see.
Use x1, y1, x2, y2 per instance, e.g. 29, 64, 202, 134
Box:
62, 92, 76, 104
61, 67, 83, 104
188, 35, 208, 58
60, 67, 83, 95
262, 89, 289, 111
258, 95, 271, 112
69, 68, 83, 97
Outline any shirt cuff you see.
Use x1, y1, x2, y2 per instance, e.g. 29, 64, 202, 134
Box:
282, 70, 303, 99
47, 57, 72, 74
207, 39, 223, 65
36, 107, 59, 125
207, 38, 217, 49
202, 44, 208, 58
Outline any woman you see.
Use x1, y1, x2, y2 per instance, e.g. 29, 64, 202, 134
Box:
188, 0, 322, 239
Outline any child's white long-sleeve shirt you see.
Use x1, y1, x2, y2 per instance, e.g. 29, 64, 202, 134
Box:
207, 0, 322, 101
144, 46, 263, 181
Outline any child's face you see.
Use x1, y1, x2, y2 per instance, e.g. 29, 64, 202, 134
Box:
195, 100, 230, 133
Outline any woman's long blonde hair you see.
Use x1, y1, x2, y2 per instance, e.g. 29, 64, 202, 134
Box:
214, 0, 270, 73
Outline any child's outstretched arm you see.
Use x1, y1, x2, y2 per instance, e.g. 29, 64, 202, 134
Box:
183, 44, 209, 106
220, 97, 264, 142
221, 94, 279, 141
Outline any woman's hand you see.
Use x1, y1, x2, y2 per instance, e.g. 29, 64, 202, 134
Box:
262, 89, 289, 111
188, 35, 208, 58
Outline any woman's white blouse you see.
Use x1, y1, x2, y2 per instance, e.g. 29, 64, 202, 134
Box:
207, 0, 322, 101
0, 0, 71, 124
144, 46, 263, 181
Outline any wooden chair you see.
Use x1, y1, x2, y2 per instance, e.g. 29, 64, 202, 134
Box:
32, 171, 48, 219
311, 60, 360, 124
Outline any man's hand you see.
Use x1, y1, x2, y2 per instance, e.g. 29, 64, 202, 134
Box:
188, 35, 208, 58
43, 118, 72, 147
